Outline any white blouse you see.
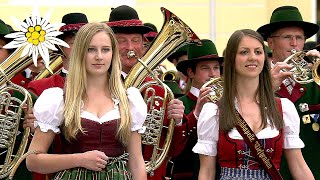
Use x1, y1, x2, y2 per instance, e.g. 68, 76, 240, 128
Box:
33, 87, 147, 134
192, 98, 304, 156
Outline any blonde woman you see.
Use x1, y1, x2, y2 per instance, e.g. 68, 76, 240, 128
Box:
26, 22, 147, 180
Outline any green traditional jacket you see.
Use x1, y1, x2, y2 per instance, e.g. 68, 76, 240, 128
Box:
172, 89, 199, 179
277, 81, 320, 179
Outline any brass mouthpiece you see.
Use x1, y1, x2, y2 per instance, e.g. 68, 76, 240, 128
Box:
291, 49, 297, 54
127, 51, 136, 58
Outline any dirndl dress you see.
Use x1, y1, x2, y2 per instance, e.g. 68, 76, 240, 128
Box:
192, 99, 305, 179
33, 87, 147, 180
54, 153, 132, 180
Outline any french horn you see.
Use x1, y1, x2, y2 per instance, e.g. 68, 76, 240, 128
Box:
201, 77, 224, 103
283, 49, 320, 85
125, 7, 200, 175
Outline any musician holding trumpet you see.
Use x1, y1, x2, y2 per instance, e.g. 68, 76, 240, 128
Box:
257, 5, 320, 179
172, 39, 223, 179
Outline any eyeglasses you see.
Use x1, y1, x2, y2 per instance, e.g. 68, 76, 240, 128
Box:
270, 35, 306, 42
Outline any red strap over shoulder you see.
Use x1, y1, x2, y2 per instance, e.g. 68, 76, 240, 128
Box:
275, 98, 283, 119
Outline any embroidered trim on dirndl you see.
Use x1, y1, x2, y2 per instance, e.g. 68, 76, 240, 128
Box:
219, 167, 272, 180
53, 153, 132, 180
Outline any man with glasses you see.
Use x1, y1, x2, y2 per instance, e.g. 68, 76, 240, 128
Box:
257, 5, 320, 179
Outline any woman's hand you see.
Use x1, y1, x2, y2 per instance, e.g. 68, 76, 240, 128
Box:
79, 150, 109, 171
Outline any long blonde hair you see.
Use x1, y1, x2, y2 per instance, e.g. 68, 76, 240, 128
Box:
63, 23, 132, 145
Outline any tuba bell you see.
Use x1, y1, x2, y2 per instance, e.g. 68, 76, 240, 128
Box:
125, 7, 201, 175
283, 49, 320, 85
125, 7, 201, 88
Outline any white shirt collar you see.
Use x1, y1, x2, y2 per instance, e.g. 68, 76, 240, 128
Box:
190, 86, 200, 98
121, 71, 128, 79
24, 68, 32, 78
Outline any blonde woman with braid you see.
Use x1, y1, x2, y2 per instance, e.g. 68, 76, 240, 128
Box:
26, 22, 147, 180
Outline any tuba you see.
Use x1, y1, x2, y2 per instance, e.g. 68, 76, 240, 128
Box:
283, 49, 320, 85
0, 80, 32, 179
0, 46, 62, 179
201, 77, 224, 103
125, 7, 200, 175
0, 46, 34, 179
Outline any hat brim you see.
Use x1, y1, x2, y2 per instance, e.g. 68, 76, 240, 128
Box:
111, 26, 152, 34
176, 56, 224, 77
57, 31, 77, 41
257, 21, 319, 41
167, 51, 187, 62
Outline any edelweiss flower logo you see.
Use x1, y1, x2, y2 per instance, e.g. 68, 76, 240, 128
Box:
3, 7, 69, 71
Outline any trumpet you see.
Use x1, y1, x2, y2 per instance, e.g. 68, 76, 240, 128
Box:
201, 77, 224, 103
283, 49, 320, 85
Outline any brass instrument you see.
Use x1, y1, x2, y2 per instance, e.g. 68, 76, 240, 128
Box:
0, 46, 63, 84
0, 46, 62, 179
125, 7, 201, 88
201, 77, 224, 103
127, 50, 176, 176
34, 52, 63, 80
283, 49, 320, 85
161, 70, 179, 82
0, 46, 34, 85
124, 7, 200, 175
0, 46, 35, 179
0, 72, 32, 179
151, 65, 166, 79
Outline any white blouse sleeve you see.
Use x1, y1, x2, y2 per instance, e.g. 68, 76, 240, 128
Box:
127, 87, 147, 134
192, 102, 219, 156
33, 87, 64, 133
281, 98, 305, 149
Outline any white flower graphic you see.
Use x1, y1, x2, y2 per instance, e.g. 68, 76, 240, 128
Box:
3, 7, 69, 72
